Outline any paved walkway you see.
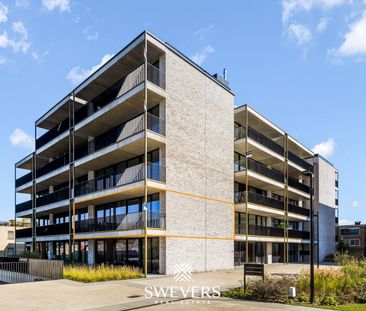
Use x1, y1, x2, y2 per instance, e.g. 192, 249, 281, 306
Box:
0, 264, 335, 311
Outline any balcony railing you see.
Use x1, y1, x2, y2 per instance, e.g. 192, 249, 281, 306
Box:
288, 151, 313, 171
234, 125, 313, 171
234, 158, 310, 193
16, 200, 32, 213
288, 177, 310, 193
288, 229, 310, 239
15, 172, 32, 188
15, 227, 32, 239
75, 162, 164, 197
75, 112, 165, 161
236, 224, 310, 239
36, 187, 69, 207
36, 63, 165, 151
37, 223, 69, 236
76, 212, 165, 233
235, 191, 284, 211
37, 154, 69, 178
288, 203, 310, 216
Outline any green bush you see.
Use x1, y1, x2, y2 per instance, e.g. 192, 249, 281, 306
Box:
324, 254, 336, 262
20, 251, 41, 259
297, 292, 309, 303
321, 295, 338, 306
251, 277, 295, 303
221, 287, 252, 300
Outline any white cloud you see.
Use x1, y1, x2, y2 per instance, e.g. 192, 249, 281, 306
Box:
288, 23, 313, 45
194, 24, 214, 40
9, 129, 34, 149
66, 53, 114, 85
191, 45, 215, 65
332, 10, 366, 56
282, 0, 346, 24
84, 27, 99, 41
0, 31, 8, 48
0, 2, 8, 23
317, 17, 330, 32
312, 138, 335, 157
339, 218, 352, 225
31, 50, 49, 62
352, 200, 359, 208
42, 0, 70, 12
15, 0, 30, 8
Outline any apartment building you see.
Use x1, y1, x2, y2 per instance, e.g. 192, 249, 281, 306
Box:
15, 31, 338, 274
337, 222, 366, 257
0, 221, 26, 256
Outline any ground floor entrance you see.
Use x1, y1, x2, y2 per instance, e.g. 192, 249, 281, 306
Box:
234, 241, 309, 265
34, 237, 160, 274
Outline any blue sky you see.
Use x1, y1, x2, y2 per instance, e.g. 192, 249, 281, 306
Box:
0, 0, 365, 225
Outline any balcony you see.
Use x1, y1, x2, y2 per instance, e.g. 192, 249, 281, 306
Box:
75, 112, 165, 161
16, 200, 32, 213
16, 172, 32, 188
37, 154, 69, 178
36, 223, 69, 236
15, 227, 32, 239
76, 212, 165, 233
75, 162, 164, 197
234, 125, 313, 171
235, 191, 284, 211
236, 224, 310, 239
235, 191, 309, 216
36, 187, 69, 207
234, 157, 310, 194
36, 63, 164, 151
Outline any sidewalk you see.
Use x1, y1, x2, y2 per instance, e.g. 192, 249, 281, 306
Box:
0, 264, 335, 311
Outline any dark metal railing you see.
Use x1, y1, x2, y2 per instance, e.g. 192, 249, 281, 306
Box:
234, 157, 310, 193
288, 229, 310, 239
288, 151, 313, 171
235, 191, 284, 211
288, 177, 310, 193
75, 112, 165, 161
36, 223, 69, 236
234, 125, 313, 171
76, 212, 165, 233
36, 62, 165, 151
36, 187, 69, 207
15, 172, 32, 188
236, 224, 310, 239
288, 203, 310, 216
75, 162, 164, 197
16, 200, 32, 213
15, 228, 32, 238
37, 154, 69, 178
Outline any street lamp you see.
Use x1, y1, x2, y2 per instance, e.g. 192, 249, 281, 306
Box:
302, 170, 314, 304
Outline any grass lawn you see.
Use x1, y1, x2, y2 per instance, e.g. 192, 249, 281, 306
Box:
64, 265, 143, 282
318, 305, 366, 311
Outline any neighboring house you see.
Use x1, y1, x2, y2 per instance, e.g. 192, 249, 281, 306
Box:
337, 222, 366, 257
15, 31, 338, 274
0, 221, 26, 256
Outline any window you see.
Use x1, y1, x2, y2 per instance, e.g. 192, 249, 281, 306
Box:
335, 189, 339, 206
7, 231, 14, 240
348, 239, 360, 246
335, 171, 339, 188
340, 227, 360, 236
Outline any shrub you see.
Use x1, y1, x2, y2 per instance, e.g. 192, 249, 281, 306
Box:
320, 295, 338, 306
251, 277, 295, 303
324, 254, 335, 262
297, 292, 309, 303
64, 264, 143, 282
221, 287, 252, 300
